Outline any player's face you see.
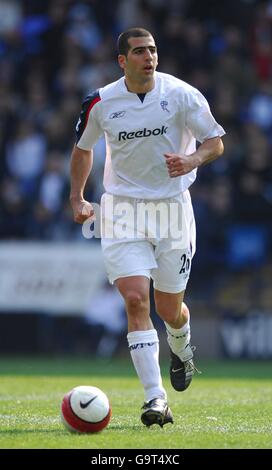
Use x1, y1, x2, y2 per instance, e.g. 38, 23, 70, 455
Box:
119, 36, 158, 82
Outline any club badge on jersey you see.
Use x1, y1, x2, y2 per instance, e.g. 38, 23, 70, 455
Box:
160, 100, 170, 112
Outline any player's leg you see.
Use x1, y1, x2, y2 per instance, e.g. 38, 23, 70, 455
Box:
100, 194, 173, 425
154, 289, 196, 391
115, 275, 173, 427
152, 253, 198, 392
115, 275, 152, 332
151, 190, 198, 391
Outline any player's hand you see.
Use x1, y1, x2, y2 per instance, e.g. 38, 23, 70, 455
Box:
70, 199, 95, 224
164, 153, 199, 177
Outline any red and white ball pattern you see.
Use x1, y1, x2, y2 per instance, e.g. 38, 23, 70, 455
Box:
61, 385, 111, 433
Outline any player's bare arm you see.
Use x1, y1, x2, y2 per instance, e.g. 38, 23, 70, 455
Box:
164, 136, 224, 178
70, 144, 95, 223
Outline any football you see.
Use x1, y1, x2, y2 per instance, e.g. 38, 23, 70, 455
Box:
61, 385, 111, 433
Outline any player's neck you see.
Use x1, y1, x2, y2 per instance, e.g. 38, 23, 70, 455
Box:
124, 76, 155, 94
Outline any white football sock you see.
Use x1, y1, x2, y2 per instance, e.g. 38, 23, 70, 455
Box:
127, 329, 167, 403
165, 318, 191, 359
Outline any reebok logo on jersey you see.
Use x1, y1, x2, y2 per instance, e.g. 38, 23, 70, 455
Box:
109, 110, 126, 119
118, 125, 168, 141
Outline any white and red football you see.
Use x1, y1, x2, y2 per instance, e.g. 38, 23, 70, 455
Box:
61, 385, 111, 433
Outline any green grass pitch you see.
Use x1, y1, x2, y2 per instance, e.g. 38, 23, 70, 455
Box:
0, 357, 271, 449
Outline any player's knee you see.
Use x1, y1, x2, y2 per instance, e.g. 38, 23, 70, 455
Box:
157, 301, 189, 323
157, 308, 180, 324
181, 301, 190, 317
125, 291, 148, 311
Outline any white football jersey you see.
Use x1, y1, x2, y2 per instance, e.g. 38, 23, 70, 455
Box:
76, 72, 225, 199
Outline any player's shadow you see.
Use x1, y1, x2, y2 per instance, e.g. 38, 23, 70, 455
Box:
0, 424, 144, 434
0, 429, 69, 434
108, 424, 149, 431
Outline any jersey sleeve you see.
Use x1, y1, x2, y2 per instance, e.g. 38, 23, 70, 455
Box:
75, 90, 103, 150
185, 89, 225, 143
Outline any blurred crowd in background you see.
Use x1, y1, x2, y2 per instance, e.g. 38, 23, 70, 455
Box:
0, 0, 271, 293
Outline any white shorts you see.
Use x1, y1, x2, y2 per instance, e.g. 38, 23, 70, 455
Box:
100, 191, 196, 293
